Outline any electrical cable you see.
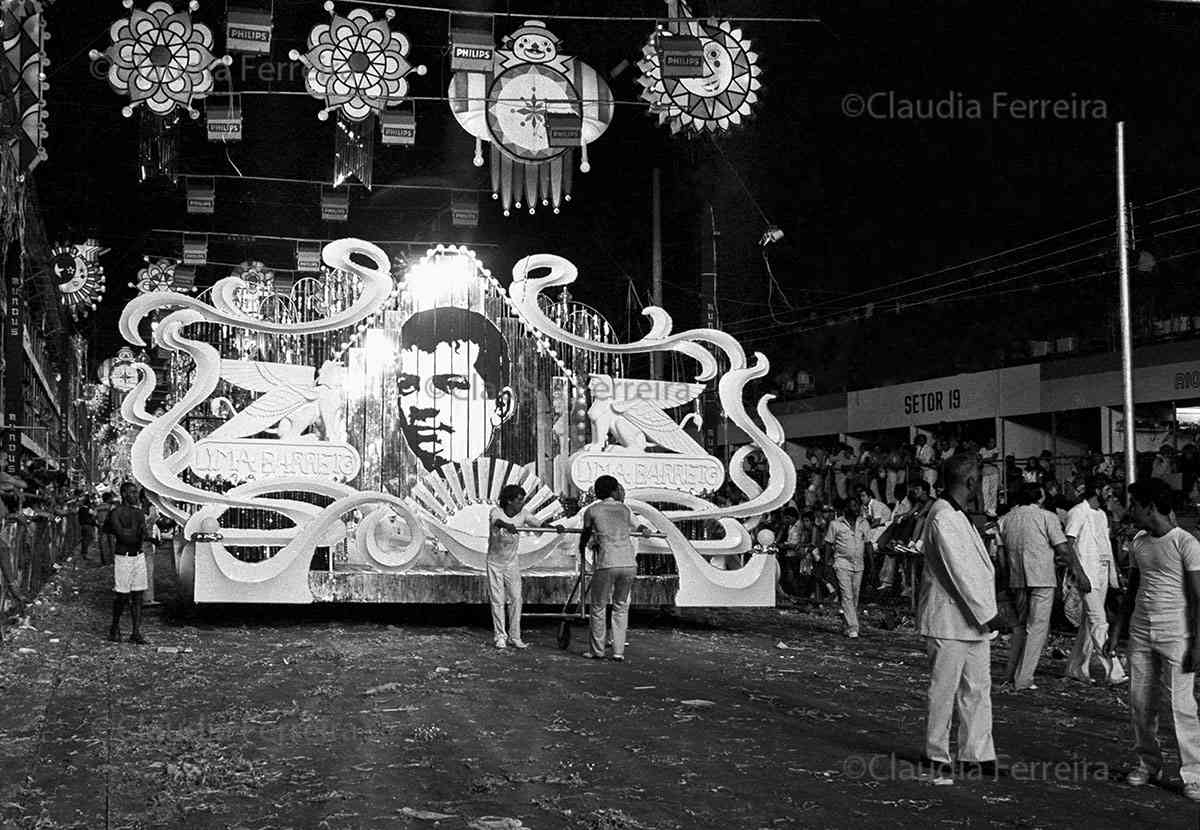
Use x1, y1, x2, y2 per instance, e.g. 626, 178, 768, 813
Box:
350, 2, 822, 24
737, 243, 1200, 346
733, 184, 1200, 333
728, 229, 1117, 333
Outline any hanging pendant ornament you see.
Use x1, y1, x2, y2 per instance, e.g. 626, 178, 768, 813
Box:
636, 0, 762, 135
132, 256, 190, 293
291, 3, 426, 191
448, 19, 613, 216
51, 239, 109, 320
2, 0, 50, 177
89, 1, 231, 181
228, 260, 275, 318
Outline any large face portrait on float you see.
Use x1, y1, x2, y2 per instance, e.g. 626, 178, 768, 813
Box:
393, 307, 514, 471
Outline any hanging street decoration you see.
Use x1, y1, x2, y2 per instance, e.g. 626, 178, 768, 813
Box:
51, 240, 108, 320
133, 256, 193, 294
89, 1, 231, 181
449, 19, 614, 216
636, 1, 762, 135
227, 260, 275, 318
291, 3, 426, 190
291, 3, 425, 123
90, 1, 230, 119
205, 95, 242, 142
2, 0, 49, 177
225, 4, 272, 55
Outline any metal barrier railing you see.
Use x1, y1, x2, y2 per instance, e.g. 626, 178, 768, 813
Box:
0, 511, 80, 641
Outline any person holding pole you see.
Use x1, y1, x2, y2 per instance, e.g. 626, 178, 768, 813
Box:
487, 484, 556, 650
578, 475, 646, 662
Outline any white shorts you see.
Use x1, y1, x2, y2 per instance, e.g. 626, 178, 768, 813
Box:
113, 553, 148, 594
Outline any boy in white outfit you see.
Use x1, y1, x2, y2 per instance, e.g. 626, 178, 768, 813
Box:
487, 484, 551, 649
1065, 478, 1127, 684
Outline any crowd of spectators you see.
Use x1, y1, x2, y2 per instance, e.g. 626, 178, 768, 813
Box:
716, 437, 1200, 618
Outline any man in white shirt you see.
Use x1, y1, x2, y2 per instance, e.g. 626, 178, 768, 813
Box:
915, 434, 938, 490
1064, 479, 1127, 684
880, 480, 932, 595
1106, 478, 1200, 801
917, 454, 1007, 778
855, 486, 891, 590
824, 499, 870, 638
979, 437, 1001, 517
997, 484, 1089, 691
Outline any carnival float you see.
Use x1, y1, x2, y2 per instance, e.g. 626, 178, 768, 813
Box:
116, 239, 795, 608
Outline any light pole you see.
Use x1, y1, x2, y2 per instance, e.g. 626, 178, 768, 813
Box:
1116, 122, 1137, 488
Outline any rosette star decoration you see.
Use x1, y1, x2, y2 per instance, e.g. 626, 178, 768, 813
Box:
89, 1, 230, 119
133, 257, 193, 294
51, 240, 109, 320
636, 1, 762, 135
89, 1, 231, 181
449, 19, 614, 216
290, 3, 426, 189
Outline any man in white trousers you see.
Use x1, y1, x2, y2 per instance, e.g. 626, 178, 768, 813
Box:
997, 483, 1090, 691
1107, 478, 1200, 801
918, 453, 1007, 778
1065, 478, 1127, 685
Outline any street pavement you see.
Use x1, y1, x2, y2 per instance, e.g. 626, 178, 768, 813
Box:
0, 549, 1196, 829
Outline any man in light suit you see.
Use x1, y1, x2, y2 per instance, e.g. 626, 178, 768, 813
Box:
918, 453, 1008, 778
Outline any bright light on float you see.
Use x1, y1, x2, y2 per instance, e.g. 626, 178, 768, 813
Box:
362, 328, 395, 376
401, 246, 478, 310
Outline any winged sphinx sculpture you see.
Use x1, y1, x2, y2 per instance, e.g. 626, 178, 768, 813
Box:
586, 374, 705, 455
209, 359, 347, 443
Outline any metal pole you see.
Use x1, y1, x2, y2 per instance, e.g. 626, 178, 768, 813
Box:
651, 168, 664, 380
1117, 122, 1137, 488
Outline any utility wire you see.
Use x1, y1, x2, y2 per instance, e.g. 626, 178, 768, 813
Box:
351, 2, 822, 24
181, 172, 489, 194
730, 191, 1200, 335
728, 182, 1200, 334
727, 229, 1116, 333
738, 243, 1200, 346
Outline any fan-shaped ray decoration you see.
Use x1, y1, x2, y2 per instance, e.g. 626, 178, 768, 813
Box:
2, 0, 49, 176
636, 1, 762, 135
407, 458, 566, 570
51, 239, 108, 320
290, 3, 426, 190
449, 19, 614, 216
89, 1, 231, 181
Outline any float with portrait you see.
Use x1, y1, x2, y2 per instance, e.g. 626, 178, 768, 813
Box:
117, 237, 795, 608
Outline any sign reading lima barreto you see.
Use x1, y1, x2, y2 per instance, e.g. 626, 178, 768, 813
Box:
118, 239, 794, 607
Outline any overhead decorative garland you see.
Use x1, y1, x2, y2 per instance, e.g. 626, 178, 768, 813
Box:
448, 19, 613, 216
2, 0, 49, 177
291, 3, 426, 190
50, 239, 108, 320
636, 0, 762, 135
89, 0, 231, 181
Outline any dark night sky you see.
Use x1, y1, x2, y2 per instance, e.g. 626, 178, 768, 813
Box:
33, 0, 1200, 388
